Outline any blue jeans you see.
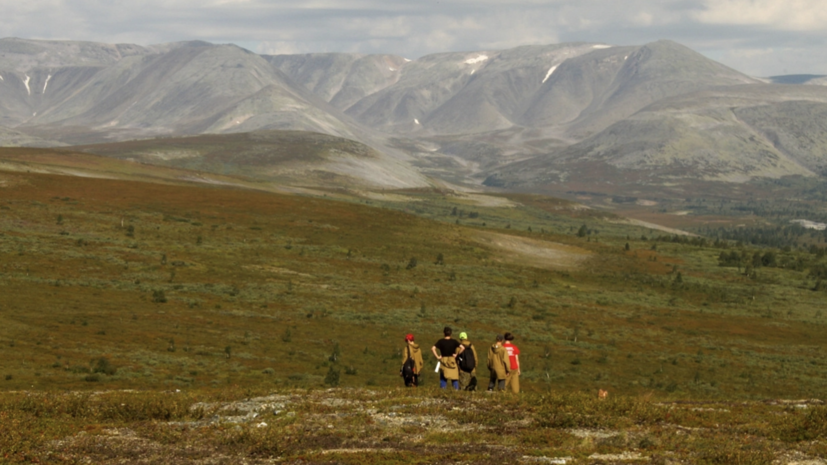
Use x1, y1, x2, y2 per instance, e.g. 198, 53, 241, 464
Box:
439, 372, 459, 390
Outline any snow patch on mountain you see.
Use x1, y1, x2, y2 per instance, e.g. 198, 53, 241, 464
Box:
593, 45, 612, 49
414, 119, 420, 125
542, 65, 558, 83
792, 219, 827, 230
464, 55, 488, 65
23, 75, 31, 95
0, 75, 4, 81
43, 75, 52, 94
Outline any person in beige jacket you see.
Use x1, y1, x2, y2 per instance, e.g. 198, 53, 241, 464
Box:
431, 326, 464, 390
487, 334, 510, 391
401, 334, 424, 387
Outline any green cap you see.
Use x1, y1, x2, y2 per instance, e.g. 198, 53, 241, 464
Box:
459, 332, 468, 340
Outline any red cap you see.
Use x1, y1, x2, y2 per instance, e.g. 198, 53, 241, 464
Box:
405, 334, 415, 342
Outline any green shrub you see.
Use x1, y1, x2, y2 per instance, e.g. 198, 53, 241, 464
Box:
536, 393, 665, 429
773, 406, 827, 442
696, 442, 774, 464
92, 357, 117, 376
152, 290, 167, 303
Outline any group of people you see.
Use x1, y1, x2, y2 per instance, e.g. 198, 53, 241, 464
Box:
400, 326, 521, 393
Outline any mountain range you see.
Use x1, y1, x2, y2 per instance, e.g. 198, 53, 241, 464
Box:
2, 37, 827, 194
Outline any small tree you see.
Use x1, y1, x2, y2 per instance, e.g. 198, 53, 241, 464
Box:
406, 257, 418, 270
324, 365, 340, 386
435, 253, 444, 266
577, 224, 588, 237
752, 252, 763, 268
328, 343, 341, 362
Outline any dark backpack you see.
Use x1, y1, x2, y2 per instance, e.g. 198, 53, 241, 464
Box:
458, 344, 475, 372
401, 346, 416, 381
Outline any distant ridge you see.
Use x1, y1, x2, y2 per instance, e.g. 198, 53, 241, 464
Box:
3, 37, 827, 192
767, 74, 827, 85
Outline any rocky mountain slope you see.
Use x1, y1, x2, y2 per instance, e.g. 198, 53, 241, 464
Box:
270, 40, 758, 140
3, 37, 827, 192
0, 39, 362, 144
483, 84, 827, 189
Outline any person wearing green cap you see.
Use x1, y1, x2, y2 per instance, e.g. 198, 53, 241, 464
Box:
457, 332, 478, 391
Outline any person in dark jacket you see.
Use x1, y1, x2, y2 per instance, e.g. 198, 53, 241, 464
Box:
458, 332, 478, 391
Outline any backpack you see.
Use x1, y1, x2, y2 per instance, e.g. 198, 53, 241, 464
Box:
401, 346, 416, 380
458, 344, 475, 372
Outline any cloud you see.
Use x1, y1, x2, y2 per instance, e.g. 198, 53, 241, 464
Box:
1, 0, 826, 75
693, 0, 827, 30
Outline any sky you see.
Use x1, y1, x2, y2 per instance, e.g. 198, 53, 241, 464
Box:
2, 0, 827, 77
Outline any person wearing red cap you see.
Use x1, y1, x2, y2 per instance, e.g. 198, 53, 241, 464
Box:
401, 334, 424, 387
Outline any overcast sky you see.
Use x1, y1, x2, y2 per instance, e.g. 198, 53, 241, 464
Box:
2, 0, 827, 76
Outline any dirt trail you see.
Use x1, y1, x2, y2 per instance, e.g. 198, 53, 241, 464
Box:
473, 231, 591, 269
608, 218, 696, 236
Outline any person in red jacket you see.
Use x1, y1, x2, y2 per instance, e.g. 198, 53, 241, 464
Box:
503, 332, 521, 393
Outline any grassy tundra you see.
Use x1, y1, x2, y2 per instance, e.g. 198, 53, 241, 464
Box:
1, 164, 826, 463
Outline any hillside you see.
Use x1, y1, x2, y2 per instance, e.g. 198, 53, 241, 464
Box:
2, 163, 826, 394
71, 130, 430, 189
484, 84, 827, 190
2, 163, 827, 462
